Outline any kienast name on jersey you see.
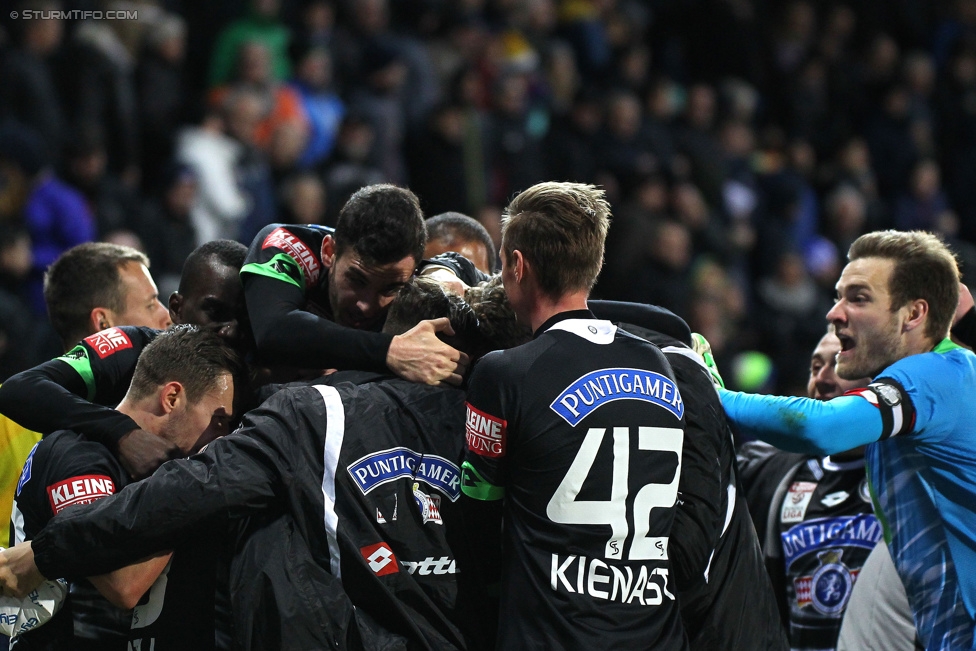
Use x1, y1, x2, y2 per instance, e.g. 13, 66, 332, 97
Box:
550, 368, 684, 427
551, 553, 675, 606
347, 448, 462, 501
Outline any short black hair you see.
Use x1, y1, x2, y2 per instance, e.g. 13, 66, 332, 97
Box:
334, 184, 427, 265
178, 240, 247, 295
426, 212, 496, 271
382, 278, 484, 356
44, 243, 150, 351
127, 325, 245, 404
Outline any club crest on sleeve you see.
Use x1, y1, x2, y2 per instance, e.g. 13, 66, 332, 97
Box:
84, 328, 132, 359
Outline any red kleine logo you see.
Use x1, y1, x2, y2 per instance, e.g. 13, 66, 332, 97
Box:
261, 227, 322, 286
47, 474, 115, 514
465, 403, 507, 458
360, 542, 399, 576
84, 328, 133, 359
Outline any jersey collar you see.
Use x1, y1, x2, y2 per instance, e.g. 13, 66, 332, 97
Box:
534, 309, 595, 338
538, 310, 617, 345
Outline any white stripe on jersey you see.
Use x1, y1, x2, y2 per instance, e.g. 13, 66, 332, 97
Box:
546, 319, 617, 344
316, 385, 346, 578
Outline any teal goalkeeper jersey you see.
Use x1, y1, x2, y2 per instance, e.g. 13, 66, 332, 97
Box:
721, 340, 976, 649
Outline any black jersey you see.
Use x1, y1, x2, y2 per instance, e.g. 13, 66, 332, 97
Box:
241, 223, 394, 372
12, 430, 131, 650
630, 328, 787, 651
30, 377, 471, 651
738, 443, 879, 651
0, 326, 158, 447
126, 538, 218, 651
459, 311, 688, 651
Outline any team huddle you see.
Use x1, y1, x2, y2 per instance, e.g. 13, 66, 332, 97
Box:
0, 181, 971, 650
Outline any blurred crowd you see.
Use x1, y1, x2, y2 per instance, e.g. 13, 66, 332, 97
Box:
3, 0, 976, 392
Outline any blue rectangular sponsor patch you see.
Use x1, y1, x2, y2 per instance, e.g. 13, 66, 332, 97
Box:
347, 447, 462, 501
781, 514, 883, 570
550, 368, 684, 426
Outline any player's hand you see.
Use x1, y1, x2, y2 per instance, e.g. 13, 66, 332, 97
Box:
420, 267, 470, 295
387, 318, 471, 386
691, 332, 725, 389
0, 542, 45, 599
954, 282, 974, 326
117, 429, 182, 480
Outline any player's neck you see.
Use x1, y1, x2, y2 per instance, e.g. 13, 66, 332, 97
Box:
526, 291, 590, 333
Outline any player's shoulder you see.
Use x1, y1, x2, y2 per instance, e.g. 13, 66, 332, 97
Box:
471, 339, 550, 384
883, 340, 976, 389
249, 223, 334, 249
30, 430, 122, 486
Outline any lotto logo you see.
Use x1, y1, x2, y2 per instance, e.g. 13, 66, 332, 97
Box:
360, 543, 399, 576
84, 328, 133, 359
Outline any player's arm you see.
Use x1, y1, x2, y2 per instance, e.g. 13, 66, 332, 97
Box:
243, 252, 468, 384
18, 391, 309, 587
243, 267, 394, 372
89, 551, 173, 610
665, 356, 728, 591
456, 356, 509, 650
0, 327, 179, 478
719, 381, 912, 456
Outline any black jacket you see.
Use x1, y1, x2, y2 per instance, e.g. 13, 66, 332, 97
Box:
32, 377, 470, 651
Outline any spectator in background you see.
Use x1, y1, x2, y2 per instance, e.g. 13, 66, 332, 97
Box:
864, 85, 918, 202
0, 225, 38, 380
209, 0, 291, 88
596, 90, 659, 195
289, 44, 344, 170
824, 185, 868, 260
224, 89, 276, 245
58, 14, 141, 187
486, 72, 547, 204
894, 158, 950, 231
0, 123, 95, 315
544, 88, 603, 184
348, 40, 410, 184
323, 114, 385, 218
63, 124, 143, 242
174, 107, 247, 246
0, 0, 65, 163
136, 13, 189, 193
279, 172, 327, 226
407, 102, 475, 216
138, 163, 200, 299
209, 40, 307, 153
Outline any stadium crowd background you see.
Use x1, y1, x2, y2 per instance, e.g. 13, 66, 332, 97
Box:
2, 0, 976, 392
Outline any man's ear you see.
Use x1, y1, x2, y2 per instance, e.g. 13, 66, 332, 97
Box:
159, 381, 185, 415
90, 307, 112, 333
321, 235, 336, 269
904, 299, 929, 333
512, 250, 527, 284
168, 291, 183, 324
